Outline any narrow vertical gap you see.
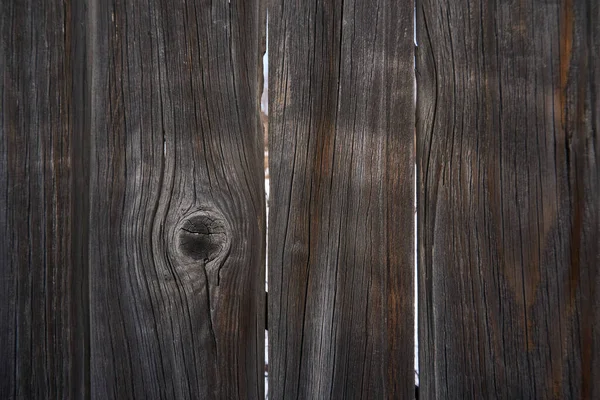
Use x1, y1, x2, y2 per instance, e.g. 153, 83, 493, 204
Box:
413, 3, 419, 398
261, 11, 269, 400
414, 162, 418, 393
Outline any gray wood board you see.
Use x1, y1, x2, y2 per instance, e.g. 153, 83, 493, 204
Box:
88, 0, 265, 398
0, 0, 89, 397
268, 0, 415, 398
417, 0, 599, 398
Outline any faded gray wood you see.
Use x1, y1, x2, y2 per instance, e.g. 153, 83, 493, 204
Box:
0, 0, 89, 398
417, 0, 599, 398
268, 0, 415, 398
88, 0, 265, 399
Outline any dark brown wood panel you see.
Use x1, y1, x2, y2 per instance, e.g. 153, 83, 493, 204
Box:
88, 0, 265, 398
417, 0, 599, 398
0, 0, 89, 398
268, 0, 415, 398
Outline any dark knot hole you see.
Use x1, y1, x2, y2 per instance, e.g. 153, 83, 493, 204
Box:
178, 213, 229, 262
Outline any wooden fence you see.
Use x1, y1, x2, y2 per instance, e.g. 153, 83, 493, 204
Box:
0, 0, 597, 399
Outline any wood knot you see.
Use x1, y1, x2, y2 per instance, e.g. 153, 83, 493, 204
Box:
177, 211, 230, 262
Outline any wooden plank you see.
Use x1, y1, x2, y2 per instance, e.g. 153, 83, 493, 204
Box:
268, 0, 415, 398
417, 0, 599, 398
88, 0, 265, 398
0, 0, 89, 398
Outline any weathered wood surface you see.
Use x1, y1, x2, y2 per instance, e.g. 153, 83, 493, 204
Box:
87, 0, 266, 398
268, 0, 415, 398
417, 0, 599, 398
0, 0, 89, 398
1, 0, 265, 398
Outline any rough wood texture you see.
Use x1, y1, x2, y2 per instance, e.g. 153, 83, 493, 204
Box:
417, 1, 599, 398
88, 0, 265, 398
0, 0, 89, 398
268, 0, 414, 398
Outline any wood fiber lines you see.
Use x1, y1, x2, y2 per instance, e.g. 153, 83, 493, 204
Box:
1, 0, 265, 398
417, 1, 599, 398
0, 0, 89, 397
88, 0, 265, 398
268, 0, 415, 398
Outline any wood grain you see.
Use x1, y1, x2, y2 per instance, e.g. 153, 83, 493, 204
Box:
0, 0, 89, 398
417, 0, 599, 398
88, 0, 265, 398
268, 0, 415, 398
